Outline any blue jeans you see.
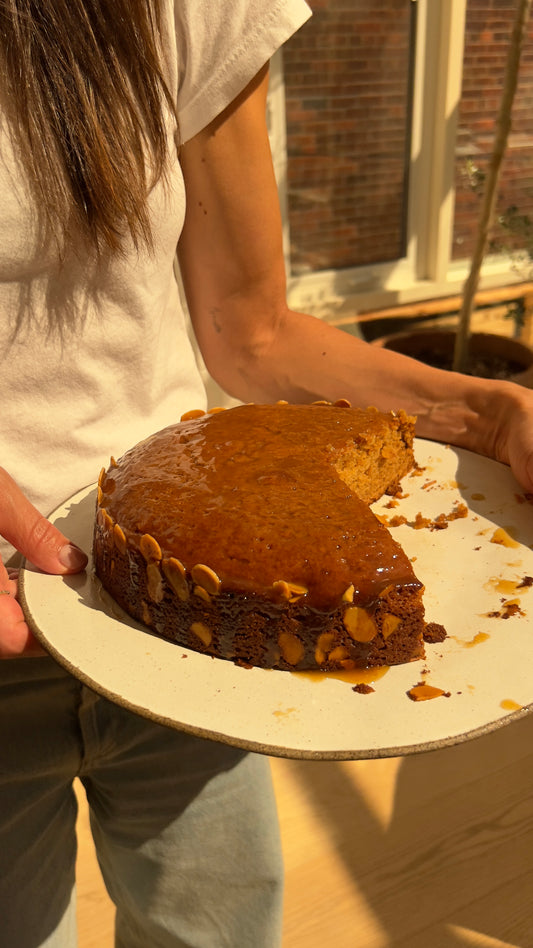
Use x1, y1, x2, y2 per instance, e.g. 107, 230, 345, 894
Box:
0, 657, 283, 948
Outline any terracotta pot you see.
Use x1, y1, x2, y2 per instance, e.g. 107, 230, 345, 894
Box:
372, 329, 533, 387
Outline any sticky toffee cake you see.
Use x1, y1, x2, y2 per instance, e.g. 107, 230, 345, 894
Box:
93, 401, 428, 671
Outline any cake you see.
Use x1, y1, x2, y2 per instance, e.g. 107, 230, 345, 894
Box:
93, 400, 428, 671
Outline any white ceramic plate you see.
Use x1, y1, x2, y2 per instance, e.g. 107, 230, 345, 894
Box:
19, 439, 533, 760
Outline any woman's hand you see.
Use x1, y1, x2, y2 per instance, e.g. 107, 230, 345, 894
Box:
491, 382, 533, 494
0, 467, 88, 658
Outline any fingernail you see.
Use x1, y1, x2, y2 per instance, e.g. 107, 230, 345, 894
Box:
58, 543, 88, 570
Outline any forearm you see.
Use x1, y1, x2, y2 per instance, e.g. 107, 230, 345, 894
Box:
178, 63, 533, 490
212, 305, 514, 464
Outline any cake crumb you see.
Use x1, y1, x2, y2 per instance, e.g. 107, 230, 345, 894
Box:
389, 514, 408, 527
424, 622, 447, 644
487, 600, 525, 620
405, 502, 469, 532
409, 464, 426, 478
352, 682, 375, 694
517, 575, 533, 588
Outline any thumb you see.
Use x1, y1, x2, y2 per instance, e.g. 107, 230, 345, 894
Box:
0, 467, 87, 574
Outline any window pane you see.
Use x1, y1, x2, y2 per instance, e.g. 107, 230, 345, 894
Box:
283, 0, 415, 275
453, 0, 533, 264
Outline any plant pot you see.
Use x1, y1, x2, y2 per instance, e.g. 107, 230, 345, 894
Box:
372, 329, 533, 387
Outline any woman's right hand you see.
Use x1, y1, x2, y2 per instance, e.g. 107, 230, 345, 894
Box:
0, 467, 88, 658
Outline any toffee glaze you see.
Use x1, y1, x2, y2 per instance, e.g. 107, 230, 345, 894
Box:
99, 403, 419, 611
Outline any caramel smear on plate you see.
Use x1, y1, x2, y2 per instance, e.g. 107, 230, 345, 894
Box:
407, 682, 451, 702
485, 576, 522, 596
296, 666, 389, 687
490, 527, 520, 549
272, 706, 298, 719
450, 631, 490, 649
500, 699, 524, 712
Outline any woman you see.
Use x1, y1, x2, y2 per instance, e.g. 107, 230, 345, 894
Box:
1, 1, 532, 945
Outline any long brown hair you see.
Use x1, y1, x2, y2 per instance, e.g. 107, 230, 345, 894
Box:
0, 0, 177, 254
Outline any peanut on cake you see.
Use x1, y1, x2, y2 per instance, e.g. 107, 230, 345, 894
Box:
93, 400, 429, 671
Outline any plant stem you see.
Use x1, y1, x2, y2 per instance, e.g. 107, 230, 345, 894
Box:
453, 0, 533, 373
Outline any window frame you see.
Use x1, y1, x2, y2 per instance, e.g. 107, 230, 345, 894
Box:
268, 0, 521, 318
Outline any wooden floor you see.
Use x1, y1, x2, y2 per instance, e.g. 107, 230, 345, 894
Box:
76, 711, 533, 948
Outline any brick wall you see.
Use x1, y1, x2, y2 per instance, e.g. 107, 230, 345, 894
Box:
283, 0, 533, 276
453, 0, 533, 263
283, 0, 413, 274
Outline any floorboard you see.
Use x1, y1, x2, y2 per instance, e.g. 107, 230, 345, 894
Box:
75, 712, 533, 947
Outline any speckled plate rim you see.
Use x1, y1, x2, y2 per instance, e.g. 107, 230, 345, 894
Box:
18, 440, 533, 760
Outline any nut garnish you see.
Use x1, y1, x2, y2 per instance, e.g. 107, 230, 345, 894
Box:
328, 645, 350, 663
343, 606, 377, 642
315, 631, 335, 665
162, 557, 189, 601
273, 581, 291, 601
190, 622, 212, 647
272, 580, 308, 603
191, 563, 221, 596
278, 632, 305, 665
342, 584, 355, 603
99, 508, 114, 532
382, 614, 401, 639
140, 533, 162, 562
113, 523, 127, 555
146, 562, 164, 603
193, 585, 211, 604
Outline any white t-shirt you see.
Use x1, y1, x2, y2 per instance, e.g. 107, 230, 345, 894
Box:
0, 0, 311, 560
